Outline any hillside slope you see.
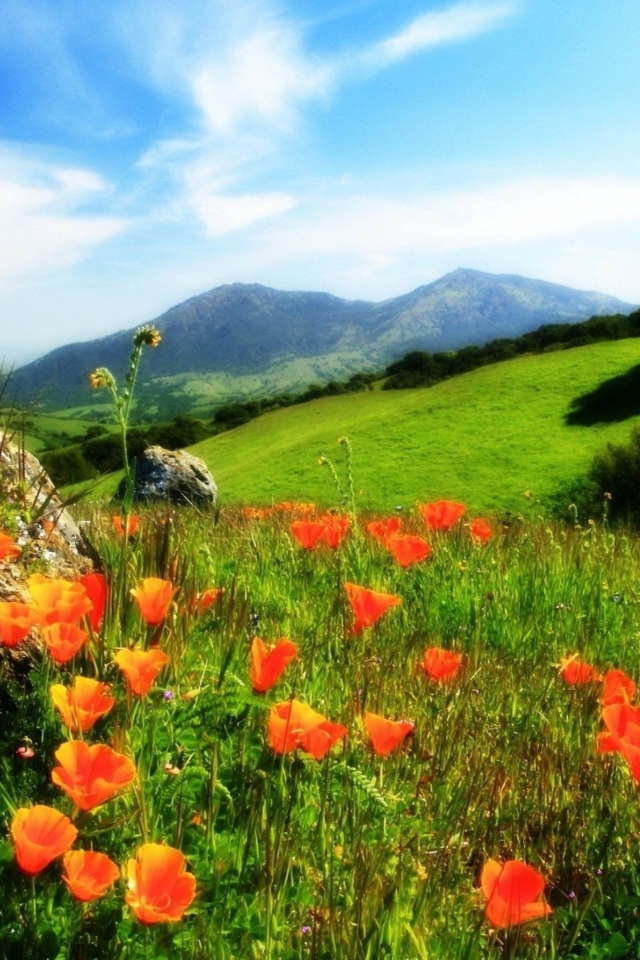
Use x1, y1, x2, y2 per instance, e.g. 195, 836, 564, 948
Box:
188, 339, 640, 513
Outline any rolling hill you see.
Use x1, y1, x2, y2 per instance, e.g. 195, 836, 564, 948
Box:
78, 338, 640, 515
10, 269, 635, 417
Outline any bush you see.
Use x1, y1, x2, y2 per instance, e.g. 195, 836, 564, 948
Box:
588, 425, 640, 524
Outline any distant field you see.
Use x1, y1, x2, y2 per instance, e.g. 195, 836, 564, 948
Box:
185, 339, 640, 513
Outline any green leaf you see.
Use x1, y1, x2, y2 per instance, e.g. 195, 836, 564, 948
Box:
607, 932, 630, 958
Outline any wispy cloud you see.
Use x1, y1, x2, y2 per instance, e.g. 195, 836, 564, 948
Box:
360, 2, 518, 68
133, 2, 519, 236
0, 147, 127, 284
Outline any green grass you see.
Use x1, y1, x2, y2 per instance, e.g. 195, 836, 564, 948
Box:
4, 505, 640, 958
182, 339, 640, 513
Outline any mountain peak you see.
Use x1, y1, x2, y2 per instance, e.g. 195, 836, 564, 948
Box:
10, 270, 637, 414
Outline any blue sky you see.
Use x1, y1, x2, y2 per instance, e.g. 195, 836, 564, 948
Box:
2, 0, 640, 365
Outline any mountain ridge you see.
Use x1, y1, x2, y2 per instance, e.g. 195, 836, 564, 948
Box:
9, 269, 636, 414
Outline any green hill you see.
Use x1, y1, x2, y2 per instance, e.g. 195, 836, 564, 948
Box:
185, 339, 640, 513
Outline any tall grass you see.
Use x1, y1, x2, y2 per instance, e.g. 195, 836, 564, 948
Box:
3, 498, 640, 959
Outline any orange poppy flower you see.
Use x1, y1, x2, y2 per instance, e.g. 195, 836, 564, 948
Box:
242, 506, 267, 520
79, 572, 108, 632
41, 622, 89, 664
268, 699, 347, 760
193, 587, 224, 615
470, 518, 493, 543
481, 858, 552, 928
27, 573, 93, 625
559, 655, 601, 686
131, 578, 177, 625
290, 520, 327, 550
114, 648, 169, 696
125, 843, 197, 924
423, 647, 463, 683
601, 668, 636, 706
418, 500, 466, 531
599, 702, 640, 779
0, 601, 38, 647
50, 676, 116, 733
62, 849, 120, 902
319, 514, 350, 549
250, 637, 298, 692
112, 515, 140, 538
52, 740, 136, 812
384, 534, 432, 568
364, 712, 415, 756
343, 583, 401, 635
366, 517, 402, 544
11, 805, 78, 876
0, 531, 21, 562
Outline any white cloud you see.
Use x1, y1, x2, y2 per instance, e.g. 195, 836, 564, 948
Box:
364, 2, 518, 67
192, 190, 296, 235
0, 151, 127, 284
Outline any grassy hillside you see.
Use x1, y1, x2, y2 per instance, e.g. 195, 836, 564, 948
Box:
185, 339, 640, 513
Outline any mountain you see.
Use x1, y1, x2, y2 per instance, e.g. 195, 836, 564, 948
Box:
9, 269, 636, 415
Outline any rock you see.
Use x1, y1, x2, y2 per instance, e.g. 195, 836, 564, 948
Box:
120, 446, 217, 506
0, 434, 98, 585
0, 433, 99, 673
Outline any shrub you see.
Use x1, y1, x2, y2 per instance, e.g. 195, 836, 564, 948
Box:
588, 425, 640, 524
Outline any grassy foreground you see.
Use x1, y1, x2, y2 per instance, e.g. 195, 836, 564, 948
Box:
3, 499, 640, 959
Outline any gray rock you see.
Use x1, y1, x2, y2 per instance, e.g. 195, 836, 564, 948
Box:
123, 446, 217, 506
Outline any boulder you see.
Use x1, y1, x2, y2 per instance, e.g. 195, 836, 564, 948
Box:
122, 446, 217, 506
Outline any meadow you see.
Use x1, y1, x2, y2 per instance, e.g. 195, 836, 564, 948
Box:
3, 492, 640, 959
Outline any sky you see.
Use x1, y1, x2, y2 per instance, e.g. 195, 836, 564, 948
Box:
2, 0, 640, 367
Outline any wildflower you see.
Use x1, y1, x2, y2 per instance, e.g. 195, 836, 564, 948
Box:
62, 850, 120, 902
52, 741, 136, 812
88, 368, 112, 389
290, 520, 327, 550
79, 572, 108, 632
11, 805, 78, 876
114, 648, 169, 696
418, 500, 466, 531
601, 668, 636, 706
193, 587, 223, 615
50, 676, 116, 733
163, 689, 175, 701
599, 701, 640, 780
242, 506, 268, 520
131, 577, 176, 625
319, 514, 350, 549
0, 601, 38, 647
384, 534, 431, 568
422, 647, 463, 683
27, 573, 92, 625
250, 637, 298, 692
112, 514, 140, 538
0, 531, 21, 562
343, 583, 401, 635
470, 518, 493, 543
481, 858, 552, 928
16, 743, 35, 759
559, 655, 601, 686
364, 712, 415, 756
268, 699, 347, 760
366, 517, 402, 544
125, 843, 196, 924
133, 324, 162, 348
41, 622, 89, 664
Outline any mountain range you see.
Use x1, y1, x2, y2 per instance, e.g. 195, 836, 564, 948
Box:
9, 268, 636, 416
